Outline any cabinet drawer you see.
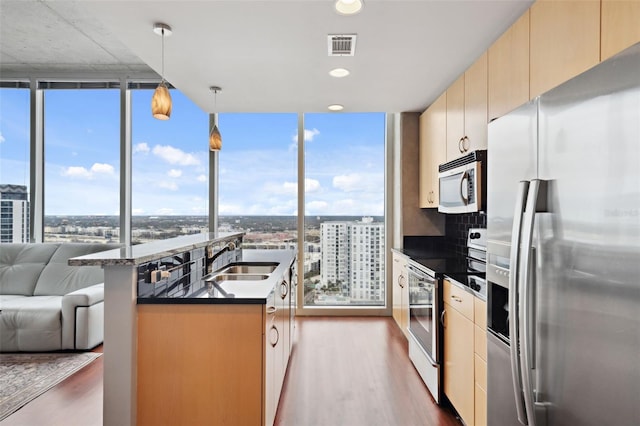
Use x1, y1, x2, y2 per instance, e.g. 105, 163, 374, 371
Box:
474, 297, 486, 329
444, 279, 474, 320
474, 353, 487, 391
474, 325, 487, 361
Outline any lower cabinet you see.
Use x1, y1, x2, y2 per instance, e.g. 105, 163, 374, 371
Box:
391, 252, 409, 337
137, 274, 292, 426
443, 279, 487, 426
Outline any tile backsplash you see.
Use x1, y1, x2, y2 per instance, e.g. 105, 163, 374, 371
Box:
445, 212, 487, 256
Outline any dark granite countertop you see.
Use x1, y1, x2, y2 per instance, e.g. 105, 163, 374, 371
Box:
391, 247, 468, 276
137, 249, 296, 305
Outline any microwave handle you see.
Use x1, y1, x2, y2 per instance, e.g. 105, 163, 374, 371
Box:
459, 171, 469, 205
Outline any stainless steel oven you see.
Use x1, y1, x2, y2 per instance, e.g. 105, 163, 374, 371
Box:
407, 262, 441, 403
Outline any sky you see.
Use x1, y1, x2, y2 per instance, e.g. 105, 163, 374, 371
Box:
0, 88, 385, 216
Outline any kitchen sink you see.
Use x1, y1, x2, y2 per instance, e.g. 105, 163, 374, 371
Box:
216, 262, 278, 275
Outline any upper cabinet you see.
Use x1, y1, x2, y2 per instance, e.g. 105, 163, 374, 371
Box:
601, 0, 640, 61
530, 0, 601, 98
419, 93, 447, 208
488, 11, 530, 121
446, 53, 488, 162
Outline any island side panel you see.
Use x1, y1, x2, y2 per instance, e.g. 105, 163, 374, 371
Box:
103, 265, 138, 426
137, 304, 264, 426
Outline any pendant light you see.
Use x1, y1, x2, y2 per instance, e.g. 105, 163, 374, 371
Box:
151, 23, 172, 120
209, 86, 222, 151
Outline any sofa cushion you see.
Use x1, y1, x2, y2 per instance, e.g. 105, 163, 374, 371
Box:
33, 243, 118, 296
0, 243, 59, 296
0, 295, 63, 352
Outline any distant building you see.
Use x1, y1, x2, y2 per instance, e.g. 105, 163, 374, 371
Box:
0, 184, 30, 243
320, 217, 385, 302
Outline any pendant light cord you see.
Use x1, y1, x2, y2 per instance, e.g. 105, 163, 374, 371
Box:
161, 29, 165, 83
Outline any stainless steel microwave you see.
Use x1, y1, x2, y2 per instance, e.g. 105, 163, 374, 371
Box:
438, 150, 487, 213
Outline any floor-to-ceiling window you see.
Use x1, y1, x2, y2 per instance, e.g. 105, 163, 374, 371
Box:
0, 86, 31, 243
131, 89, 208, 243
217, 113, 298, 249
43, 88, 119, 243
303, 113, 386, 307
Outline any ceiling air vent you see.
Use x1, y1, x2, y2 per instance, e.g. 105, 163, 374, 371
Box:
328, 34, 357, 56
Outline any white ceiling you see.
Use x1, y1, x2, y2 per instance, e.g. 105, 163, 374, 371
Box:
0, 0, 533, 113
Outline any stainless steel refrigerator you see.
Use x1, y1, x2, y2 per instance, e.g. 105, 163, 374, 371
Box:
486, 43, 640, 426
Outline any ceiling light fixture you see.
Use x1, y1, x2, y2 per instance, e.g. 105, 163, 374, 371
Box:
328, 104, 344, 111
209, 86, 222, 151
335, 0, 363, 15
151, 23, 172, 120
329, 68, 350, 78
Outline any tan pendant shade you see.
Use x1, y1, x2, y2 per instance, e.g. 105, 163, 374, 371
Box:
209, 124, 222, 151
151, 81, 172, 120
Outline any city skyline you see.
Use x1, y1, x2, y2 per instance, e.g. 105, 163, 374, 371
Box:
0, 88, 385, 217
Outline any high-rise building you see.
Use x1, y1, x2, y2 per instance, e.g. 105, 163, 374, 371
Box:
0, 184, 30, 243
320, 217, 385, 302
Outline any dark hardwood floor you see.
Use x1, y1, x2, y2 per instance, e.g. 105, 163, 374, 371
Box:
275, 317, 460, 426
3, 318, 459, 426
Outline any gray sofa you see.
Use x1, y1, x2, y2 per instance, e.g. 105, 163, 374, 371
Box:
0, 243, 119, 352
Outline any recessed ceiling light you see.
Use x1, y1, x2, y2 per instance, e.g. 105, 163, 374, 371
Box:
328, 104, 344, 111
335, 0, 363, 15
329, 68, 350, 78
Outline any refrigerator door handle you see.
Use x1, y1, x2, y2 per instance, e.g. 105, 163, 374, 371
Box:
509, 180, 530, 426
519, 179, 548, 426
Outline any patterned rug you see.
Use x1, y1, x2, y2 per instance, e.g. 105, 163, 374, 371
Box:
0, 352, 102, 421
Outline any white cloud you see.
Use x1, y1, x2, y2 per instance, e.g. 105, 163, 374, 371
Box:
62, 166, 92, 179
158, 181, 179, 191
152, 145, 200, 166
0, 132, 5, 143
305, 178, 321, 193
168, 169, 182, 178
133, 142, 150, 154
155, 208, 175, 215
332, 173, 382, 192
197, 174, 207, 182
132, 208, 145, 215
333, 173, 363, 192
91, 163, 115, 174
289, 128, 320, 150
306, 200, 328, 213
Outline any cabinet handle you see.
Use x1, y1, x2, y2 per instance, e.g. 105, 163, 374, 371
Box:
463, 136, 470, 152
266, 306, 277, 314
440, 309, 446, 327
270, 325, 279, 347
398, 274, 405, 288
451, 295, 463, 303
280, 281, 288, 299
458, 137, 464, 153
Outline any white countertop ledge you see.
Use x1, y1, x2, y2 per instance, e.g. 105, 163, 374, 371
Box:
68, 232, 244, 266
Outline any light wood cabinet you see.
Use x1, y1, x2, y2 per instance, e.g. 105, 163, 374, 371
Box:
443, 279, 488, 426
530, 0, 601, 98
391, 252, 409, 337
137, 269, 294, 426
137, 304, 264, 426
419, 92, 446, 208
488, 10, 530, 120
446, 53, 488, 161
446, 75, 465, 161
601, 0, 640, 61
443, 279, 475, 426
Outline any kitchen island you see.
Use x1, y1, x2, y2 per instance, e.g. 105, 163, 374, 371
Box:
69, 233, 296, 426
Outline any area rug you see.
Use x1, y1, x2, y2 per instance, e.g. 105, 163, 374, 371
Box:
0, 352, 102, 421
